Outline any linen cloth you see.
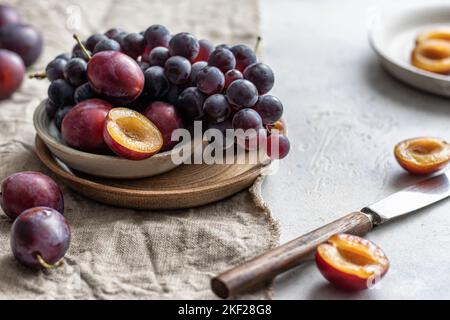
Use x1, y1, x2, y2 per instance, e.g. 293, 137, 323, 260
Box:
0, 0, 279, 299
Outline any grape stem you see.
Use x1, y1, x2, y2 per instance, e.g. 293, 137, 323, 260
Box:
73, 34, 92, 61
36, 253, 63, 270
254, 36, 262, 55
28, 71, 47, 79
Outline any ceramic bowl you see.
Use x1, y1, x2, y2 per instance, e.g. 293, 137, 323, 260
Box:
33, 101, 197, 179
369, 4, 450, 97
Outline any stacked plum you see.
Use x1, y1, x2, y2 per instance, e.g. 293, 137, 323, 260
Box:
0, 4, 42, 99
1, 171, 70, 270
42, 24, 290, 160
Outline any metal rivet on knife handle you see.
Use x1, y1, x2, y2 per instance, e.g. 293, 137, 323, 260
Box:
211, 211, 373, 299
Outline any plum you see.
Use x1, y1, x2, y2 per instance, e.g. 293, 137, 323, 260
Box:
143, 101, 184, 151
0, 171, 64, 220
61, 99, 112, 153
0, 23, 43, 66
0, 4, 20, 27
11, 207, 70, 269
0, 49, 24, 99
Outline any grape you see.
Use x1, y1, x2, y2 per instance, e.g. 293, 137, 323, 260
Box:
137, 61, 150, 72
253, 95, 283, 124
55, 53, 71, 61
207, 118, 232, 133
169, 32, 200, 61
121, 32, 145, 59
45, 99, 58, 118
177, 87, 205, 120
0, 24, 42, 66
144, 24, 171, 49
230, 44, 257, 72
243, 63, 274, 95
0, 171, 64, 220
54, 105, 73, 130
208, 48, 236, 73
93, 39, 121, 54
74, 83, 96, 104
165, 84, 181, 105
0, 49, 24, 100
87, 51, 144, 104
164, 56, 191, 85
45, 58, 67, 82
64, 58, 87, 86
216, 44, 231, 50
266, 132, 290, 159
196, 66, 225, 95
203, 94, 231, 123
194, 39, 214, 62
104, 28, 125, 39
0, 4, 20, 27
232, 108, 263, 131
144, 66, 170, 98
86, 33, 108, 51
72, 42, 90, 61
206, 119, 234, 149
112, 31, 127, 45
11, 207, 70, 269
143, 101, 184, 151
226, 79, 258, 108
127, 92, 151, 111
48, 79, 74, 107
224, 69, 243, 89
146, 46, 170, 67
188, 61, 207, 86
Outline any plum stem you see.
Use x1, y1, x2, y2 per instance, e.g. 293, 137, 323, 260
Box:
36, 253, 63, 270
73, 34, 91, 61
254, 36, 262, 55
28, 71, 47, 80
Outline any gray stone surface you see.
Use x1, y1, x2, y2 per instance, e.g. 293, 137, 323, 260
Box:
261, 0, 450, 299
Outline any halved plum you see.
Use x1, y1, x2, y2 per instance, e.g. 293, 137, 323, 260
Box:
103, 108, 163, 160
316, 234, 389, 291
394, 137, 450, 175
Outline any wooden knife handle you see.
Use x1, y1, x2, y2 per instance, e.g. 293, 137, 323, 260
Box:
211, 211, 373, 299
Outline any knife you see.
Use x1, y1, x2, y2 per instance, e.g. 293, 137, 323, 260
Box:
211, 171, 450, 299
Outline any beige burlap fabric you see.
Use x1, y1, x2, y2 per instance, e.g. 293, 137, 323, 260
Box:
0, 0, 279, 299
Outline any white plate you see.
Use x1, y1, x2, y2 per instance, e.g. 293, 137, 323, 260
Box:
369, 4, 450, 97
33, 101, 197, 179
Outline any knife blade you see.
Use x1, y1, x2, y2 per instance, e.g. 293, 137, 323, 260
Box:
363, 170, 450, 224
211, 171, 450, 299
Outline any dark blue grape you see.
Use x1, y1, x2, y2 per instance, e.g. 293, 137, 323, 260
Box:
196, 66, 224, 95
48, 79, 74, 107
86, 33, 108, 52
203, 94, 231, 123
226, 79, 258, 108
169, 32, 199, 60
208, 48, 236, 73
93, 39, 120, 54
144, 24, 171, 49
144, 66, 170, 98
74, 83, 96, 104
63, 58, 87, 86
243, 63, 274, 95
46, 58, 67, 82
253, 95, 283, 124
230, 44, 257, 72
177, 87, 205, 121
121, 32, 145, 59
164, 56, 191, 85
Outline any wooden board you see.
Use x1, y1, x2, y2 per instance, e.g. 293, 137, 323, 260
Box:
35, 136, 267, 210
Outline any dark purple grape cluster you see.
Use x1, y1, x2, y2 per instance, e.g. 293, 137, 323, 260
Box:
42, 24, 290, 159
